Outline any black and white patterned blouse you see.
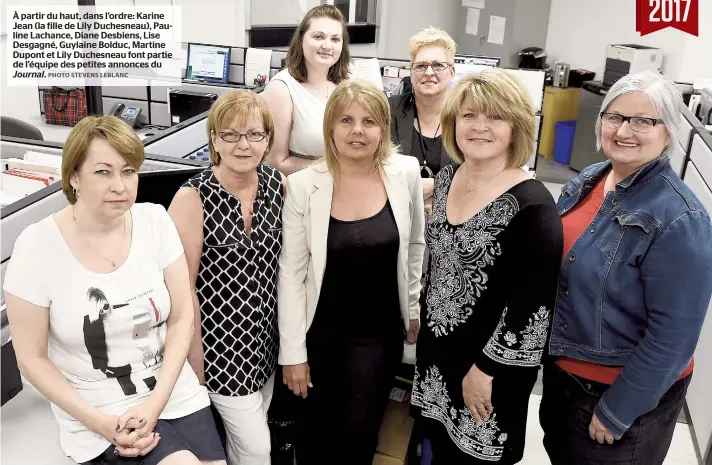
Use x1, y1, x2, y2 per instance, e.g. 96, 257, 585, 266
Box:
411, 165, 563, 463
183, 164, 283, 397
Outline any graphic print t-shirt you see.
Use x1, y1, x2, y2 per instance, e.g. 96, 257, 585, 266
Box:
2, 203, 210, 463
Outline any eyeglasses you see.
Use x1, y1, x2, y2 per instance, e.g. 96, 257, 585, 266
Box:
411, 62, 452, 73
218, 130, 268, 143
600, 113, 663, 133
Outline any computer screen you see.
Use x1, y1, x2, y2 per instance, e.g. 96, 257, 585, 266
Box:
185, 43, 231, 84
453, 55, 500, 83
454, 55, 501, 67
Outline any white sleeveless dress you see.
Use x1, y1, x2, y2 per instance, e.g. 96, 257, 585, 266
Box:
271, 69, 326, 160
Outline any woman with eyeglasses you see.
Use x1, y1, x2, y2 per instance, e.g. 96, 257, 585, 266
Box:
389, 27, 457, 216
168, 90, 286, 465
539, 71, 712, 465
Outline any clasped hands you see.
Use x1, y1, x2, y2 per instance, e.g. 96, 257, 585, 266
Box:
98, 399, 161, 457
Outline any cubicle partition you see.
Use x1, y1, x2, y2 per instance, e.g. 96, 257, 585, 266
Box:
681, 127, 712, 465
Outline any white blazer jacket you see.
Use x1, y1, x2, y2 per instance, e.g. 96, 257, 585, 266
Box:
277, 154, 426, 366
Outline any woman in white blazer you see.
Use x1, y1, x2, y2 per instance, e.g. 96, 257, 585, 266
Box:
275, 78, 425, 464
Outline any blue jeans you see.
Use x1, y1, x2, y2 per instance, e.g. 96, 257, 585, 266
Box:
539, 362, 691, 465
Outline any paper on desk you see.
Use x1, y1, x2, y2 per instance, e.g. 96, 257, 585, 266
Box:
351, 58, 383, 89
465, 8, 480, 36
245, 48, 272, 87
487, 15, 506, 45
462, 0, 485, 8
24, 150, 61, 169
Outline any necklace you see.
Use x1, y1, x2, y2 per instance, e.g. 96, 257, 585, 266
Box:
465, 170, 504, 193
415, 107, 442, 178
307, 80, 330, 100
73, 207, 126, 268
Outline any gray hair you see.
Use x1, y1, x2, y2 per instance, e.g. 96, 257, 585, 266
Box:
595, 70, 682, 154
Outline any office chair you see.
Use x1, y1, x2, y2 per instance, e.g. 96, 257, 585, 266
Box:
0, 116, 44, 141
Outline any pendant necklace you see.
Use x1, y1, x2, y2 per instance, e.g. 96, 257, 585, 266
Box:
73, 207, 126, 268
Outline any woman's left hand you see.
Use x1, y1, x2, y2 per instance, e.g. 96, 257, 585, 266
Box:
423, 179, 434, 216
589, 413, 620, 445
114, 398, 162, 456
463, 363, 494, 425
406, 319, 420, 343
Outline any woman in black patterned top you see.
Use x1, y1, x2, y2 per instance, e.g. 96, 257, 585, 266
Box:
168, 90, 286, 465
411, 69, 563, 464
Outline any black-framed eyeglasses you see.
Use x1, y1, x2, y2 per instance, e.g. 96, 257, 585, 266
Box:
411, 61, 452, 73
600, 112, 663, 133
218, 130, 268, 143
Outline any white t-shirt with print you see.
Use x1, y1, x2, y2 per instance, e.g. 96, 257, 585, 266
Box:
3, 203, 210, 463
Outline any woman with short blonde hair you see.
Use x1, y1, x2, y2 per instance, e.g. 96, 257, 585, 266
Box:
169, 90, 285, 465
277, 78, 425, 464
390, 26, 457, 216
410, 69, 563, 464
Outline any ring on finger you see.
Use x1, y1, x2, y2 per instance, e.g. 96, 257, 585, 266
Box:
605, 436, 614, 444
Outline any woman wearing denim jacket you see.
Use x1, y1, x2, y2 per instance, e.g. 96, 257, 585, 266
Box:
540, 71, 712, 465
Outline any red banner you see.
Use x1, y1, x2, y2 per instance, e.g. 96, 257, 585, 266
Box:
637, 0, 699, 36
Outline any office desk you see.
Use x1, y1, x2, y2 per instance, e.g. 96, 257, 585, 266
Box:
1, 381, 74, 465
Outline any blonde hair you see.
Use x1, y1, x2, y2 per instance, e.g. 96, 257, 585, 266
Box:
207, 90, 275, 165
62, 115, 144, 204
441, 68, 535, 168
322, 79, 396, 180
409, 27, 457, 63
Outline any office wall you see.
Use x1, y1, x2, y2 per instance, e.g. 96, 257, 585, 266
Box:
251, 0, 319, 26
544, 0, 708, 83
95, 0, 247, 47
380, 0, 459, 60
455, 0, 551, 68
678, 0, 712, 83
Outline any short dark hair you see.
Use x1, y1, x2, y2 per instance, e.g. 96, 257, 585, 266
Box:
285, 5, 352, 84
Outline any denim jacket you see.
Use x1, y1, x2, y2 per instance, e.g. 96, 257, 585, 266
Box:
550, 155, 712, 437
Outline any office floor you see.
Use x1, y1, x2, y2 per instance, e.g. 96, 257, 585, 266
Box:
3, 378, 700, 465
535, 155, 580, 185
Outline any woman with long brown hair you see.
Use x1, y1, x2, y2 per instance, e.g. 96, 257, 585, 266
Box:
262, 4, 352, 176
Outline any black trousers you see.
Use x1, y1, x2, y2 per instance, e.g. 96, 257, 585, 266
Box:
539, 362, 691, 465
268, 335, 402, 465
301, 334, 403, 465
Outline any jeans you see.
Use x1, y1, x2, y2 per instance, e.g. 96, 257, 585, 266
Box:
539, 362, 691, 465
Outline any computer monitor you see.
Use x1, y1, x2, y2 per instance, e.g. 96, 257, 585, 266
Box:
185, 43, 232, 84
453, 55, 500, 83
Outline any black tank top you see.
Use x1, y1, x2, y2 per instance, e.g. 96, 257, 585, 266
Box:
309, 200, 402, 340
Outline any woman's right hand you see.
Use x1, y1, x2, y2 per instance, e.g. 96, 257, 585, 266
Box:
96, 414, 160, 457
283, 363, 312, 398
